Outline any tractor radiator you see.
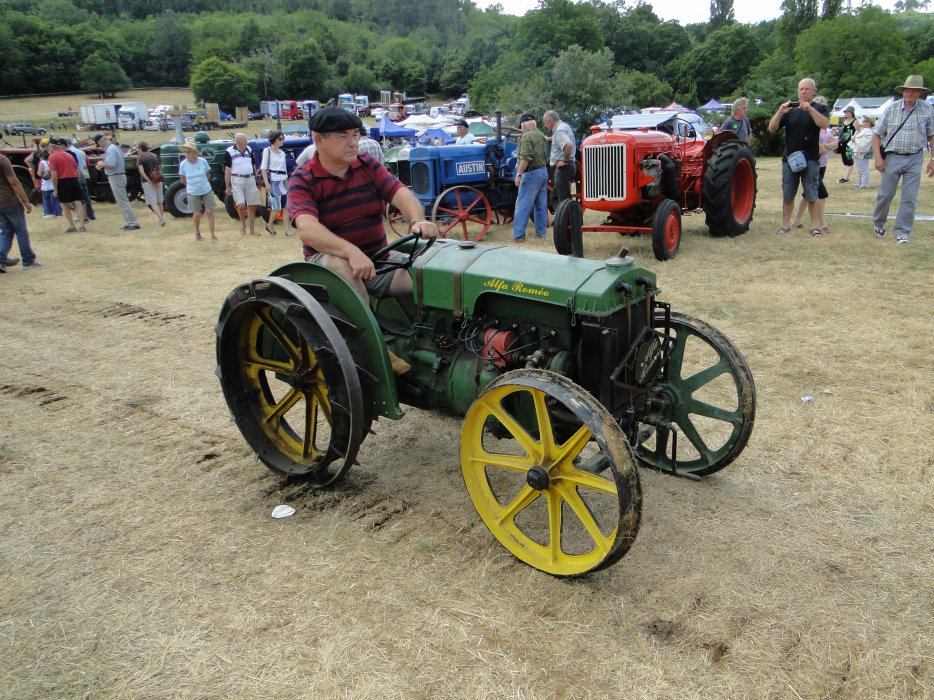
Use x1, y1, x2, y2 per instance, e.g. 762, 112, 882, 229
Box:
583, 143, 628, 201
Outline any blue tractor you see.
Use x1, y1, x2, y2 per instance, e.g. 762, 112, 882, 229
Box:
387, 121, 520, 241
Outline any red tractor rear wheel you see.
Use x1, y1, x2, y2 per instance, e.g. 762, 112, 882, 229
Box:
703, 140, 757, 238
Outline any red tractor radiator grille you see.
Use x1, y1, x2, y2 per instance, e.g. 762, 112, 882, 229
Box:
583, 143, 628, 201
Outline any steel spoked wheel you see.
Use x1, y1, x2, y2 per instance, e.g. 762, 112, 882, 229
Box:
216, 278, 369, 486
461, 370, 641, 577
635, 312, 756, 477
385, 202, 409, 237
431, 185, 493, 241
652, 198, 681, 261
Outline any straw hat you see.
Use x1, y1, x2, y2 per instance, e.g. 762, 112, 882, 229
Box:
894, 75, 930, 95
179, 141, 199, 152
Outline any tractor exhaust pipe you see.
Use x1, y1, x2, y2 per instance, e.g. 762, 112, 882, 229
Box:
495, 110, 502, 142
636, 276, 655, 329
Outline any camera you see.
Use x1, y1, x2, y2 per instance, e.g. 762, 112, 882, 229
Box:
788, 101, 800, 108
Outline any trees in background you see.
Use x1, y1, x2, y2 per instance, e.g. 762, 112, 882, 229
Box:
0, 0, 930, 151
190, 57, 257, 110
80, 51, 132, 98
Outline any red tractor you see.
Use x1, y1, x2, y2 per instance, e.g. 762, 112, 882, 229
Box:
553, 111, 757, 261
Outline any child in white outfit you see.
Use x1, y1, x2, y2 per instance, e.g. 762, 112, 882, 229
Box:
852, 116, 875, 189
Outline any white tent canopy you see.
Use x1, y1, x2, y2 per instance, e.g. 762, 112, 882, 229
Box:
398, 114, 436, 127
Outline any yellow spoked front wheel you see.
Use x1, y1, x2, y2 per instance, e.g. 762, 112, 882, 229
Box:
461, 370, 641, 577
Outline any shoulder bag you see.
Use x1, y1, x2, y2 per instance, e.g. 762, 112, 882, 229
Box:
880, 105, 916, 160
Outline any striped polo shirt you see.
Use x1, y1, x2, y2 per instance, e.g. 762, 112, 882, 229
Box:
288, 153, 404, 259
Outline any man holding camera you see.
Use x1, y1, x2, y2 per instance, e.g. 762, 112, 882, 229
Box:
768, 77, 830, 234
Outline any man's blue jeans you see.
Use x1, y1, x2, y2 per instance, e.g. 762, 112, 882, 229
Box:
513, 166, 548, 240
0, 205, 37, 266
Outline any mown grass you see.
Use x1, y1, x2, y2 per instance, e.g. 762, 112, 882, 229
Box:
0, 117, 931, 698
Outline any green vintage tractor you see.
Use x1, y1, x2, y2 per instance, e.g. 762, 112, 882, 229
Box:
216, 236, 756, 577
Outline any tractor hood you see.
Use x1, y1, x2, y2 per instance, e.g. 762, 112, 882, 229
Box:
412, 240, 656, 317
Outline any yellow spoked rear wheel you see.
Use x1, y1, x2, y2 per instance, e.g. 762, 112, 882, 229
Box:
461, 370, 641, 577
216, 279, 368, 486
238, 305, 332, 464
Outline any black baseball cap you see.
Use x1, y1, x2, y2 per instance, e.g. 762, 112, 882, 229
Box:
455, 119, 469, 128
518, 113, 535, 124
308, 107, 363, 134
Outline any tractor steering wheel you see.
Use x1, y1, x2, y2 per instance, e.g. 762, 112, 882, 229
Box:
369, 229, 435, 275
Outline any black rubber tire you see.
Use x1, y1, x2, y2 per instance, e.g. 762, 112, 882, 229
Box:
651, 199, 681, 261
224, 193, 239, 220
703, 140, 757, 238
553, 199, 583, 257
12, 166, 40, 206
164, 181, 192, 218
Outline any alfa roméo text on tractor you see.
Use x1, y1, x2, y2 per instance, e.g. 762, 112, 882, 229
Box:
554, 111, 758, 261
216, 225, 757, 575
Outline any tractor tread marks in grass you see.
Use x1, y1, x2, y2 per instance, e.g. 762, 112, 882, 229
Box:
703, 140, 757, 238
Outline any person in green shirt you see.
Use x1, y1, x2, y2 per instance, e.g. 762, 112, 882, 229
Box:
719, 98, 751, 143
512, 113, 550, 242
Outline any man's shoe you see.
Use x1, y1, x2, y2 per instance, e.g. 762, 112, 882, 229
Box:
874, 226, 886, 238
895, 236, 909, 245
2, 256, 20, 267
122, 224, 141, 231
23, 261, 43, 268
837, 178, 848, 183
388, 351, 411, 375
0, 262, 6, 273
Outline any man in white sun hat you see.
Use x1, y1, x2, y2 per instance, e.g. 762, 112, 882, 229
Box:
871, 74, 934, 244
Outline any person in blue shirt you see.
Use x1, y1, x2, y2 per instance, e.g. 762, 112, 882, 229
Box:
178, 142, 217, 241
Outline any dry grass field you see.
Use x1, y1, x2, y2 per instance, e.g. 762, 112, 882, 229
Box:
1, 93, 932, 699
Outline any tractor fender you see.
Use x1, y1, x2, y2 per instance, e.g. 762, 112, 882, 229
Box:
269, 261, 403, 420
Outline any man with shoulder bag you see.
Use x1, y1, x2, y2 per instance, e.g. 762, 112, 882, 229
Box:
767, 77, 830, 234
871, 75, 934, 244
136, 142, 165, 227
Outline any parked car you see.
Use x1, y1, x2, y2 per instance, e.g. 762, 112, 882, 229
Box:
6, 123, 47, 135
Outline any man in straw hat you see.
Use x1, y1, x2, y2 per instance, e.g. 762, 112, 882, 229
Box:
871, 74, 934, 244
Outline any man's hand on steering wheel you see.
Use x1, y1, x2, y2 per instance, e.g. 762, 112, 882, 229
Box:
411, 219, 439, 239
369, 223, 437, 275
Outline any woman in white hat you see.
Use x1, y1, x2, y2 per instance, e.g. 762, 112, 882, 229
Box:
178, 141, 218, 242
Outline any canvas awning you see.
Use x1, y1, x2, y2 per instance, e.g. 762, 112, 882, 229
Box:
378, 117, 417, 138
